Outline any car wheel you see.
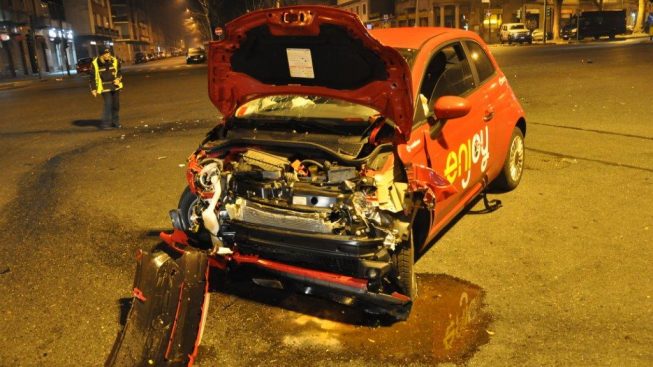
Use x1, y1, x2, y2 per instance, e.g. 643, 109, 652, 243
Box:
177, 187, 211, 246
528, 39, 533, 45
393, 233, 416, 299
594, 35, 600, 40
492, 127, 525, 192
178, 186, 199, 230
608, 33, 616, 40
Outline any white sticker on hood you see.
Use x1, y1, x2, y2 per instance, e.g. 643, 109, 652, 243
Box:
286, 48, 315, 79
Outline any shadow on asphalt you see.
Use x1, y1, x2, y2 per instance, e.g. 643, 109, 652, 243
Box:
117, 298, 132, 326
72, 119, 103, 129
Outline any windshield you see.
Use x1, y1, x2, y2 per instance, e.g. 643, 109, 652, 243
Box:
188, 48, 204, 55
510, 24, 526, 30
234, 95, 381, 121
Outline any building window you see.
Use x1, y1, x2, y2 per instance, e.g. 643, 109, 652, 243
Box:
96, 14, 101, 28
363, 4, 366, 15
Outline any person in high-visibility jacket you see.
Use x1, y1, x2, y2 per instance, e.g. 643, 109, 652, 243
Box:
90, 48, 123, 129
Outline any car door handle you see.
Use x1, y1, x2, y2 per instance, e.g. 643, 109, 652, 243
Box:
483, 110, 494, 122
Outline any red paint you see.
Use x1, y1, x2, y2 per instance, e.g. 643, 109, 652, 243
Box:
434, 96, 472, 120
132, 287, 147, 302
208, 6, 414, 139
231, 253, 368, 290
208, 256, 228, 271
187, 264, 211, 367
165, 282, 186, 360
160, 230, 190, 254
390, 292, 412, 303
406, 164, 458, 204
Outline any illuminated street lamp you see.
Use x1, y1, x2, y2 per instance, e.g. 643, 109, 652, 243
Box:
180, 0, 212, 41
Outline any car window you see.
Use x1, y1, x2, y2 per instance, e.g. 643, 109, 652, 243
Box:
421, 42, 475, 106
510, 24, 525, 30
465, 41, 495, 83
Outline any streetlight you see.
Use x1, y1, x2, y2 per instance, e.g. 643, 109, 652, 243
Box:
180, 0, 212, 41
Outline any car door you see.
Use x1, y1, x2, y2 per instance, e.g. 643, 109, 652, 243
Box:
464, 40, 516, 179
411, 41, 492, 239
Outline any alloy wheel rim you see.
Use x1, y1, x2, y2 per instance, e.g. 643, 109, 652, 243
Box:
509, 136, 524, 182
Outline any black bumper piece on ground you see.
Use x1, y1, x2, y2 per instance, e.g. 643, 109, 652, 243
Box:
105, 249, 209, 367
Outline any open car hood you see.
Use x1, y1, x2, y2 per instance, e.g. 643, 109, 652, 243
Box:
208, 6, 414, 140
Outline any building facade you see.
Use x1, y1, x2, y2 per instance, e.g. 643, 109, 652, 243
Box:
62, 0, 118, 60
111, 0, 151, 63
336, 0, 395, 27
0, 0, 76, 79
343, 0, 642, 42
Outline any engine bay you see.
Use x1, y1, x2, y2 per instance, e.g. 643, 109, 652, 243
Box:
175, 144, 411, 259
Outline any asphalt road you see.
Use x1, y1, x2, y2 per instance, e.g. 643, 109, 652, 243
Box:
0, 41, 651, 367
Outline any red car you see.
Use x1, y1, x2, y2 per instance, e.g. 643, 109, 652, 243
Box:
75, 57, 92, 74
108, 6, 525, 366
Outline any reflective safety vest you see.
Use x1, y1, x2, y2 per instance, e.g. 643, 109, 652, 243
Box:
92, 57, 123, 93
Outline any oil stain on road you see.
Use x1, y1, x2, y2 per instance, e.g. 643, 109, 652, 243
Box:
200, 273, 491, 366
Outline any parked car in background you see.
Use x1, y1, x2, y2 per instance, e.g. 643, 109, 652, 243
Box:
75, 57, 92, 74
186, 47, 206, 64
561, 10, 626, 40
531, 29, 552, 42
500, 23, 533, 44
134, 52, 147, 64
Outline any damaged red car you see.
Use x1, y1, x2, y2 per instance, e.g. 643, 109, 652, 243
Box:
107, 5, 525, 366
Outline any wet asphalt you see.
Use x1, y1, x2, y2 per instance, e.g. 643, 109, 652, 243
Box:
0, 41, 652, 366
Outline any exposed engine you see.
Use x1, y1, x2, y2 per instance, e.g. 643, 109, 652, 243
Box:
174, 147, 411, 258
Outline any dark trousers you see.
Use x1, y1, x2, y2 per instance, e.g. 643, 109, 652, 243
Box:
101, 91, 120, 127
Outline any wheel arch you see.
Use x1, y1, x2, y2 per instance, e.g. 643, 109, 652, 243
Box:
516, 117, 527, 137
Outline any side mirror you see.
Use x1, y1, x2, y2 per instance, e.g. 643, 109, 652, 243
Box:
433, 96, 471, 121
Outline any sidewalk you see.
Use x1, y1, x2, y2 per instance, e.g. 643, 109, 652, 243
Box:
490, 32, 651, 47
0, 70, 79, 91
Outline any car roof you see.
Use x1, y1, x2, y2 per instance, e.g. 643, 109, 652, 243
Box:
369, 27, 471, 50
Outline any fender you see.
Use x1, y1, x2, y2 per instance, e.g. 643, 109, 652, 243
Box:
404, 163, 458, 208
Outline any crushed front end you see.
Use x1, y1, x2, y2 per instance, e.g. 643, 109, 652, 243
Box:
169, 123, 415, 318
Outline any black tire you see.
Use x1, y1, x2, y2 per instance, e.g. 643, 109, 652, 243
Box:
394, 234, 416, 299
177, 187, 212, 246
178, 186, 199, 231
594, 35, 600, 40
492, 127, 525, 192
608, 33, 616, 40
